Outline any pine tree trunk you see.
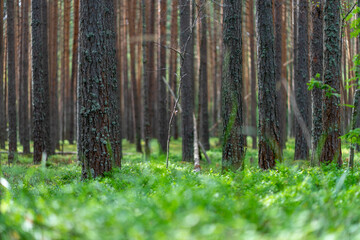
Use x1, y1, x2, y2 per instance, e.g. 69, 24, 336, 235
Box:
294, 0, 310, 160
180, 0, 194, 162
19, 0, 30, 154
320, 0, 342, 165
158, 0, 168, 153
79, 0, 118, 178
0, 0, 5, 149
310, 0, 323, 165
221, 0, 245, 171
7, 0, 17, 162
198, 0, 210, 151
32, 0, 51, 163
257, 0, 281, 169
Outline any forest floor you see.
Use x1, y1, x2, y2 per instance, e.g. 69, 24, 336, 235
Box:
1, 138, 360, 239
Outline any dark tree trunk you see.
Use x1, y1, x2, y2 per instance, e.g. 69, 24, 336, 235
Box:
0, 0, 5, 149
257, 0, 281, 170
158, 0, 168, 153
198, 0, 210, 151
32, 0, 51, 163
290, 0, 297, 138
148, 0, 156, 139
79, 0, 118, 178
248, 0, 257, 150
294, 0, 310, 160
320, 0, 342, 165
69, 0, 80, 145
7, 0, 18, 163
169, 0, 179, 140
310, 0, 323, 165
128, 0, 142, 153
180, 0, 194, 162
49, 0, 59, 153
350, 0, 360, 168
221, 0, 245, 171
274, 0, 286, 150
20, 0, 30, 154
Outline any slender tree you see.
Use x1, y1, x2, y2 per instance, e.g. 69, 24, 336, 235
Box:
78, 0, 119, 178
310, 0, 323, 165
294, 0, 311, 160
320, 0, 342, 165
19, 0, 30, 154
274, 0, 286, 150
32, 0, 51, 163
7, 0, 17, 162
221, 0, 245, 171
158, 0, 168, 153
257, 0, 281, 169
0, 0, 5, 149
198, 0, 210, 150
180, 0, 194, 162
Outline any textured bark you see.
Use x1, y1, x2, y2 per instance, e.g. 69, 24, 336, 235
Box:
158, 0, 168, 153
19, 0, 30, 154
290, 0, 297, 138
0, 0, 5, 149
69, 0, 80, 145
79, 0, 118, 178
198, 0, 210, 151
248, 0, 257, 150
169, 0, 179, 140
180, 0, 194, 162
221, 0, 245, 171
274, 0, 286, 150
49, 0, 59, 152
310, 0, 323, 165
320, 0, 342, 165
63, 0, 71, 142
294, 0, 310, 160
7, 0, 17, 162
257, 0, 281, 169
350, 0, 360, 168
32, 0, 51, 163
128, 0, 142, 153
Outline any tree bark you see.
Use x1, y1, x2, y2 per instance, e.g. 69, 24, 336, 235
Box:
294, 0, 310, 160
320, 0, 342, 165
198, 0, 210, 151
180, 0, 194, 162
257, 0, 281, 169
158, 0, 168, 153
0, 0, 5, 149
32, 0, 51, 163
221, 0, 245, 171
310, 0, 323, 165
7, 0, 18, 163
79, 0, 119, 178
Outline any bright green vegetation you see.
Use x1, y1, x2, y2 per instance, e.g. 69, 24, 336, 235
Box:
1, 139, 360, 239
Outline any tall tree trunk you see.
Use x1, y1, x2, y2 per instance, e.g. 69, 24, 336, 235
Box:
320, 0, 342, 165
19, 0, 30, 154
169, 0, 179, 140
79, 0, 118, 178
257, 0, 281, 169
63, 0, 71, 142
7, 0, 17, 162
294, 0, 310, 160
310, 0, 323, 165
0, 0, 5, 149
32, 0, 51, 163
198, 0, 210, 150
274, 0, 286, 150
290, 0, 297, 138
49, 0, 59, 153
350, 0, 360, 168
248, 0, 257, 150
158, 0, 168, 153
128, 0, 142, 153
180, 0, 194, 162
221, 0, 245, 171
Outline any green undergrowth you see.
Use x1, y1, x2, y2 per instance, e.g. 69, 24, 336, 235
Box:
1, 138, 360, 239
